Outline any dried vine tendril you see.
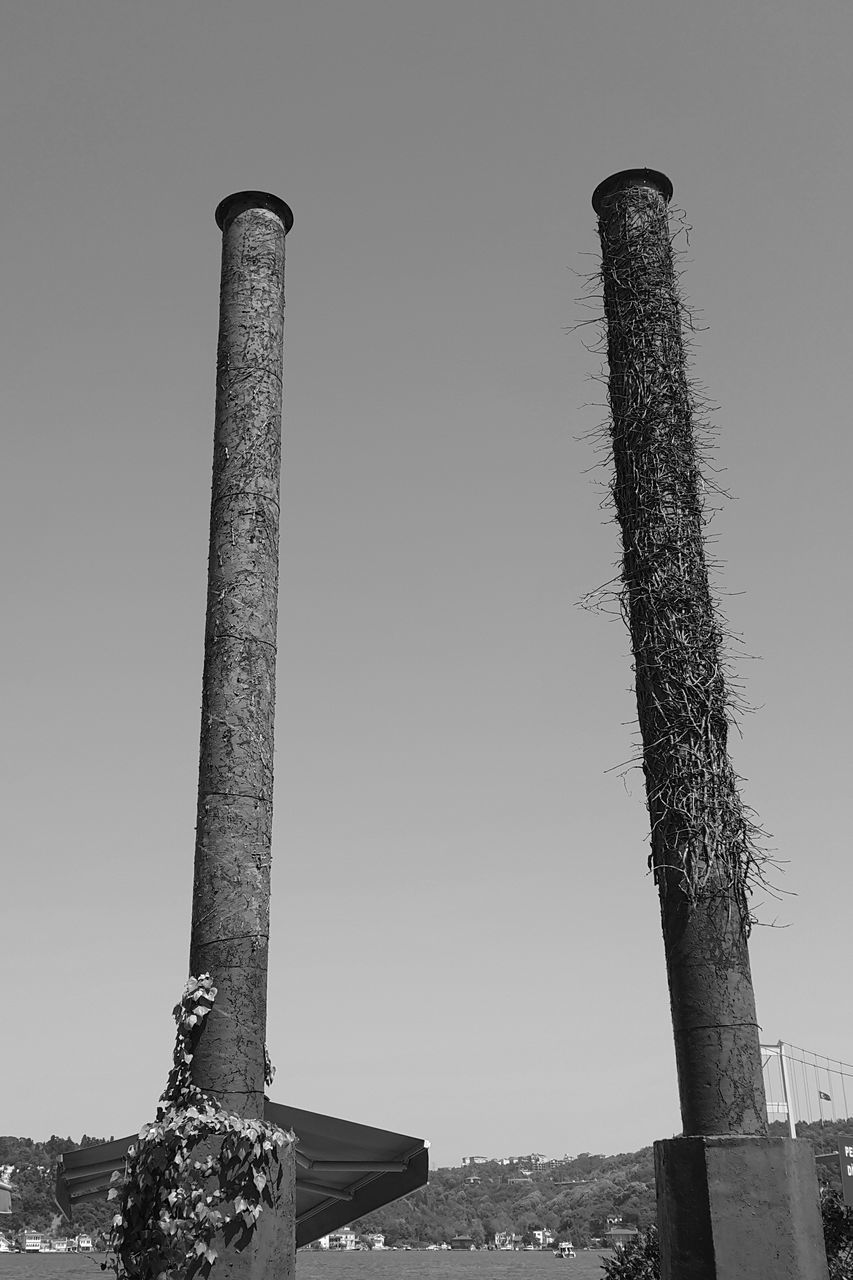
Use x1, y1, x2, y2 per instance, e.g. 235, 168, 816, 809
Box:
590, 183, 774, 926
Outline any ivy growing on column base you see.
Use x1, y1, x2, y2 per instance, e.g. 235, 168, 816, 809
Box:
104, 975, 293, 1280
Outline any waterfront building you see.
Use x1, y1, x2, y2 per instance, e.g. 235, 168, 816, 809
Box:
328, 1227, 358, 1250
24, 1232, 42, 1252
605, 1226, 640, 1250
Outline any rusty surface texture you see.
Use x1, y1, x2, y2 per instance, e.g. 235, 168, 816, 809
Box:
190, 196, 291, 1118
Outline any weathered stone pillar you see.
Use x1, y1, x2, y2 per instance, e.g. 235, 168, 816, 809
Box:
188, 190, 296, 1280
189, 191, 292, 1120
591, 169, 827, 1279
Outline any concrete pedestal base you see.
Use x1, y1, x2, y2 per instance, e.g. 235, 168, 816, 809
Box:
655, 1136, 828, 1280
215, 1141, 296, 1280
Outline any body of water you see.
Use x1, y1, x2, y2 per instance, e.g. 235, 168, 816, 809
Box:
0, 1251, 611, 1280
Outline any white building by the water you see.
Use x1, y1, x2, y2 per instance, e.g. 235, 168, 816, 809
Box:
328, 1228, 358, 1250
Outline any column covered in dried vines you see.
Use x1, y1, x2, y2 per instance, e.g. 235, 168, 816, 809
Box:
592, 170, 766, 1136
189, 191, 293, 1119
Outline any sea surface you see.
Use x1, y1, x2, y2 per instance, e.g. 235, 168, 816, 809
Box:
0, 1252, 611, 1280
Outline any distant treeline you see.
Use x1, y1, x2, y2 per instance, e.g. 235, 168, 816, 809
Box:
2, 1120, 849, 1247
351, 1147, 656, 1248
350, 1120, 853, 1248
0, 1135, 115, 1239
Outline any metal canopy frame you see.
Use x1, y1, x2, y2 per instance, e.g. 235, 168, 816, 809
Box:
56, 1101, 428, 1248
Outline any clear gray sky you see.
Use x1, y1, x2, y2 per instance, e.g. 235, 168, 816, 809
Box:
2, 0, 851, 1169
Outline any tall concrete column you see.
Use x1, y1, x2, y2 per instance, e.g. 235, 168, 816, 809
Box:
592, 168, 766, 1135
591, 169, 827, 1279
189, 191, 293, 1120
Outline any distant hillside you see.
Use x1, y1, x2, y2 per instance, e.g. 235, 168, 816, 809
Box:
3, 1119, 849, 1248
0, 1133, 656, 1246
351, 1148, 657, 1247
0, 1134, 114, 1239
350, 1121, 853, 1248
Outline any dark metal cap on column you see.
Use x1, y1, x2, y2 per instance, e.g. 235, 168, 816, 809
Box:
215, 190, 294, 234
591, 168, 673, 214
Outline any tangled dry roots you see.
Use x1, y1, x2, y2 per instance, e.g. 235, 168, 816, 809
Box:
596, 183, 769, 928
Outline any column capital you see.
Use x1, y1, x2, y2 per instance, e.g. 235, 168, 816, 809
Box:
215, 191, 294, 234
592, 168, 673, 214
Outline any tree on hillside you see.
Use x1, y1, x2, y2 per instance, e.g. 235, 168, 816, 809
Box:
0, 1135, 113, 1237
556, 1214, 589, 1248
0, 1136, 36, 1166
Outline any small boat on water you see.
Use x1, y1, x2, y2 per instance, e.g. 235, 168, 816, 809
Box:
553, 1242, 576, 1259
